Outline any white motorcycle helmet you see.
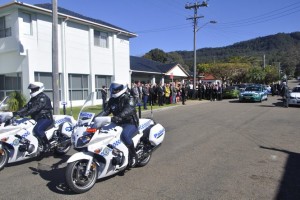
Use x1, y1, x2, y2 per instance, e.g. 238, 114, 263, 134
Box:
109, 80, 128, 98
28, 82, 45, 97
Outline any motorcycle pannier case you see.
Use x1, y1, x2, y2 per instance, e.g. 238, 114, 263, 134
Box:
148, 123, 165, 146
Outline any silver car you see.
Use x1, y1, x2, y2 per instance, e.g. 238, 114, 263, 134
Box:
288, 86, 300, 106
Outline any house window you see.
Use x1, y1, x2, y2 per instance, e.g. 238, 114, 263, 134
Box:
21, 12, 32, 35
94, 30, 109, 48
95, 75, 111, 99
34, 72, 62, 101
0, 73, 22, 100
69, 74, 89, 100
0, 15, 12, 38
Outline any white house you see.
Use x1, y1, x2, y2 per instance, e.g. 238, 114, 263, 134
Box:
0, 1, 136, 107
130, 56, 190, 85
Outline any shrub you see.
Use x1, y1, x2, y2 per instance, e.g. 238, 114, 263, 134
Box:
7, 91, 27, 111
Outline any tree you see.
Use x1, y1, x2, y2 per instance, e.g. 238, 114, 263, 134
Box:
246, 66, 266, 84
172, 32, 300, 76
264, 65, 279, 84
167, 52, 190, 70
208, 62, 250, 83
197, 63, 210, 74
143, 48, 168, 63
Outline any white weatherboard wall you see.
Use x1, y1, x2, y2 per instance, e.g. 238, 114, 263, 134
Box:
166, 65, 188, 77
65, 21, 90, 74
0, 2, 134, 107
114, 34, 131, 83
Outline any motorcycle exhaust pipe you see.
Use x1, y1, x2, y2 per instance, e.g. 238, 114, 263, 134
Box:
139, 144, 161, 161
58, 138, 71, 146
147, 143, 161, 154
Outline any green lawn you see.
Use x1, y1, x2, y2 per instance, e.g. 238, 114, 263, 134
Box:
60, 103, 177, 119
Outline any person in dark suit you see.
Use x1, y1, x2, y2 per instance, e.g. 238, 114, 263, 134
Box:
157, 83, 164, 106
180, 84, 186, 105
100, 85, 107, 110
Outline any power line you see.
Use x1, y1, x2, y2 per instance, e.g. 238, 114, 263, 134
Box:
133, 23, 192, 34
218, 2, 300, 28
131, 1, 300, 35
218, 8, 300, 29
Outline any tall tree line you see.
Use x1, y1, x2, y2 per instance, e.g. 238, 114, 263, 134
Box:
143, 32, 300, 81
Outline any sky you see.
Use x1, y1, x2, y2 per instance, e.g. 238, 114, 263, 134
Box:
1, 0, 300, 56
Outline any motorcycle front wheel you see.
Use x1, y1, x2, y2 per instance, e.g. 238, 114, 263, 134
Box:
65, 160, 98, 194
0, 147, 9, 171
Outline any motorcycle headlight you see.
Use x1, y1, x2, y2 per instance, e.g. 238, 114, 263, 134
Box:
75, 128, 97, 148
76, 135, 93, 147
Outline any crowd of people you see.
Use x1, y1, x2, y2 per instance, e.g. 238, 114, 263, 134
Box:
127, 81, 225, 110
101, 80, 293, 110
197, 82, 224, 101
130, 81, 185, 109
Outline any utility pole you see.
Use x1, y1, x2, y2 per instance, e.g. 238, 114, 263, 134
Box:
273, 62, 281, 80
185, 1, 208, 93
52, 0, 60, 114
278, 62, 281, 80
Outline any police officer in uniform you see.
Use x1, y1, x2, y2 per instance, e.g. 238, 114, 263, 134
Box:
14, 82, 53, 152
96, 80, 139, 167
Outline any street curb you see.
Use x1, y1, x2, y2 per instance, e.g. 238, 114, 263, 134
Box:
141, 99, 210, 114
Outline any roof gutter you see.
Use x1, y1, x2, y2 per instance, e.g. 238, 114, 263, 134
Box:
11, 1, 137, 38
131, 70, 165, 75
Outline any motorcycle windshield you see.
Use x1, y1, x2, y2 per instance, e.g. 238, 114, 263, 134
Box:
77, 92, 100, 126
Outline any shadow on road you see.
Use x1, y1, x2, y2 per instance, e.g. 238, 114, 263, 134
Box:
260, 146, 300, 200
29, 154, 74, 195
228, 99, 240, 103
29, 154, 129, 195
258, 102, 284, 107
6, 152, 67, 168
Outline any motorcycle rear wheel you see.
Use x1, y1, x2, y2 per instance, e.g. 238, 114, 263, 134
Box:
65, 160, 98, 194
0, 147, 9, 171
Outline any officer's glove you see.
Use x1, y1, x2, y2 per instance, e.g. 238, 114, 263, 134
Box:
111, 116, 122, 124
12, 111, 19, 117
13, 112, 25, 118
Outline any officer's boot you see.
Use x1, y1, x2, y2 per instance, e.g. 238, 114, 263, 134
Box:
127, 143, 137, 168
41, 135, 50, 152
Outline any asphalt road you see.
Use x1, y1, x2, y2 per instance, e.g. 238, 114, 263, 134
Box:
1, 80, 300, 200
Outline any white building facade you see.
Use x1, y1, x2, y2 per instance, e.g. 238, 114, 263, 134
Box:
0, 2, 136, 106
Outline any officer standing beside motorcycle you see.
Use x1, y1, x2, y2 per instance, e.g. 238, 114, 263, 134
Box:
96, 80, 139, 167
14, 82, 53, 152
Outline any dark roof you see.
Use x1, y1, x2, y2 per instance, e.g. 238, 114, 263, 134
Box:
130, 56, 178, 74
34, 3, 132, 34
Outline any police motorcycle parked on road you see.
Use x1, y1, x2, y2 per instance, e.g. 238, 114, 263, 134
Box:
0, 112, 76, 170
65, 91, 165, 194
0, 82, 77, 171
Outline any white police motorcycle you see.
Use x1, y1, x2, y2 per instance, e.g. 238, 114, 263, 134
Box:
0, 112, 76, 170
65, 92, 165, 193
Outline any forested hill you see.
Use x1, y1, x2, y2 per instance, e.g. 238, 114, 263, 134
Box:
173, 32, 300, 75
